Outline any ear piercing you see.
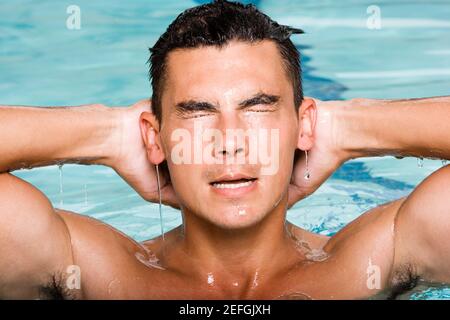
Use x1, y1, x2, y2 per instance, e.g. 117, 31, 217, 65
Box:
304, 150, 310, 180
155, 164, 165, 242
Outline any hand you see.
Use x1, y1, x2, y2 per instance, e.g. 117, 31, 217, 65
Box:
108, 99, 180, 209
288, 98, 349, 208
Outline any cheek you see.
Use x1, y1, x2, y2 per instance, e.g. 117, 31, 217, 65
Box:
268, 126, 297, 185
280, 130, 298, 163
167, 163, 198, 185
165, 164, 207, 211
279, 116, 299, 161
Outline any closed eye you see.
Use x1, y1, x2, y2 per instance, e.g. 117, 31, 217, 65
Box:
247, 107, 276, 112
190, 113, 212, 118
174, 92, 280, 118
238, 93, 280, 112
174, 100, 218, 119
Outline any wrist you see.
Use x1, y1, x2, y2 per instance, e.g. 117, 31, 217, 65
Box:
94, 105, 127, 167
334, 98, 394, 159
317, 99, 357, 162
60, 103, 123, 167
334, 98, 371, 159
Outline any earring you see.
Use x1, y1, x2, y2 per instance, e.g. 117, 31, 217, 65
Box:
155, 164, 165, 242
304, 150, 310, 180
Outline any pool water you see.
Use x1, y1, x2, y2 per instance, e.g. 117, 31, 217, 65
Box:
1, 0, 450, 299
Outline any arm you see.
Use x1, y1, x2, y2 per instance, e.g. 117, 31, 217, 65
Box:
0, 100, 177, 298
336, 96, 450, 160
335, 96, 450, 283
0, 104, 113, 298
288, 96, 450, 208
0, 100, 178, 207
0, 103, 114, 172
0, 173, 74, 299
392, 164, 450, 284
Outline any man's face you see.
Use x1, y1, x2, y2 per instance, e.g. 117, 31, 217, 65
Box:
158, 40, 300, 229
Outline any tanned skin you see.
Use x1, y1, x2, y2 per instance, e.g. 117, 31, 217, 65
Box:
0, 40, 449, 299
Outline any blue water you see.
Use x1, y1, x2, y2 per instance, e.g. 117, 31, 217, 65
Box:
1, 0, 450, 299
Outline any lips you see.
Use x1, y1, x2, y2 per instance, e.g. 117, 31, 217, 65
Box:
211, 179, 255, 189
210, 173, 257, 185
209, 173, 258, 196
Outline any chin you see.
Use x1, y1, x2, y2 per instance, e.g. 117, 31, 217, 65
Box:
205, 206, 269, 230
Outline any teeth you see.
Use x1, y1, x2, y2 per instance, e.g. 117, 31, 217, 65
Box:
212, 180, 253, 189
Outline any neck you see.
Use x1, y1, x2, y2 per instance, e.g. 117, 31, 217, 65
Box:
176, 192, 298, 281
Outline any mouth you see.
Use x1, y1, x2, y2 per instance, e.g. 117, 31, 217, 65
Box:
210, 178, 257, 189
209, 173, 258, 196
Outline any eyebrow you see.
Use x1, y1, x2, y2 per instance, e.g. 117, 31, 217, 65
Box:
174, 92, 281, 116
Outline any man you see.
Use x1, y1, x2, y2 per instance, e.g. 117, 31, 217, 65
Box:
0, 0, 449, 299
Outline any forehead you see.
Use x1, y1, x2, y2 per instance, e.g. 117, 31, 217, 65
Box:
162, 40, 292, 105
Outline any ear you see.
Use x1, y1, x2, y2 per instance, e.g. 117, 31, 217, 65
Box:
140, 111, 166, 165
296, 98, 317, 150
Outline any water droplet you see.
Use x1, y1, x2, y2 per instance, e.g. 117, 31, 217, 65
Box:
58, 164, 64, 207
107, 279, 121, 296
304, 171, 310, 180
417, 157, 424, 168
251, 270, 259, 288
135, 250, 165, 270
207, 273, 215, 286
305, 248, 330, 262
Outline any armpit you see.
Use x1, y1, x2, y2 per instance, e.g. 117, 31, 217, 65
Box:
386, 263, 419, 300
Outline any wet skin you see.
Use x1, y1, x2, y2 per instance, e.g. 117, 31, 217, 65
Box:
1, 40, 450, 299
52, 199, 398, 300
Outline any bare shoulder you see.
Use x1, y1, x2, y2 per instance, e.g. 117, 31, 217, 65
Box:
55, 209, 154, 289
55, 209, 143, 255
392, 165, 450, 284
325, 198, 405, 253
0, 172, 140, 299
319, 198, 407, 298
0, 173, 73, 298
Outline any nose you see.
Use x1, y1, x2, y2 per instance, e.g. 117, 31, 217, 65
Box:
212, 115, 249, 162
218, 144, 245, 157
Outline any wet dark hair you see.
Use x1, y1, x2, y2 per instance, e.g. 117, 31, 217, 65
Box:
149, 0, 304, 122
